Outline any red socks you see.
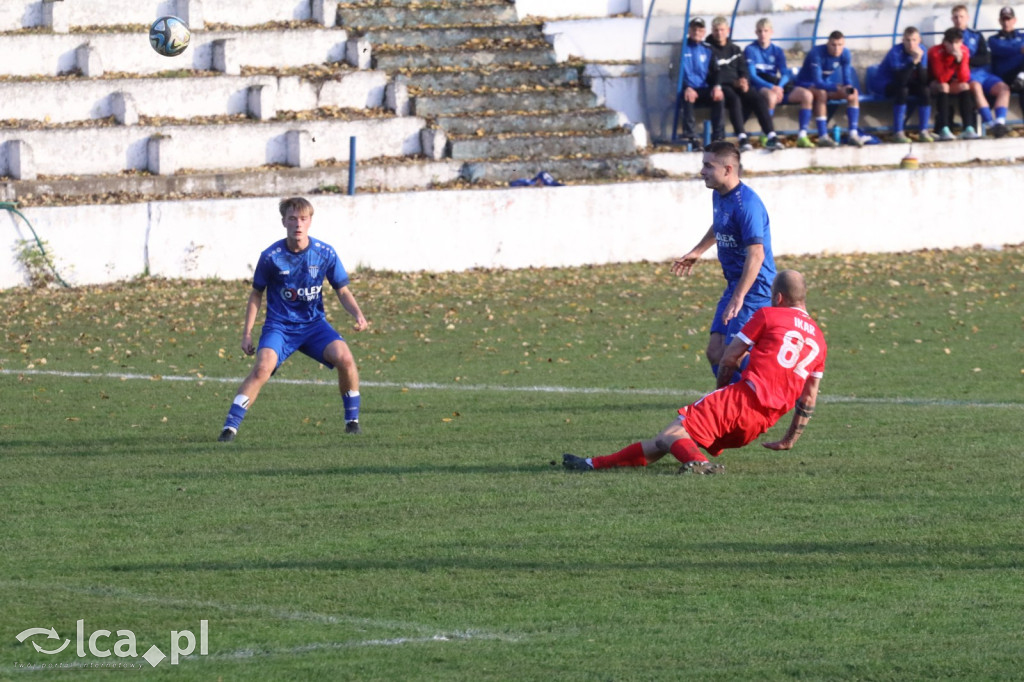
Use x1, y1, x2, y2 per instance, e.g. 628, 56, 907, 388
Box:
591, 442, 647, 469
590, 440, 708, 469
669, 438, 708, 465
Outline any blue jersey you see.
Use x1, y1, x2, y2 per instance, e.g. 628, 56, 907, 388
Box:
744, 42, 788, 91
989, 29, 1024, 80
869, 43, 928, 94
252, 238, 350, 326
681, 38, 714, 89
712, 182, 776, 301
795, 44, 853, 90
961, 27, 991, 76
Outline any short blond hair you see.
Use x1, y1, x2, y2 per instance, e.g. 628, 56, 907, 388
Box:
279, 197, 314, 218
756, 17, 772, 30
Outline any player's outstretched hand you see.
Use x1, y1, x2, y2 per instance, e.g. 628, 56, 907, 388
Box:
671, 255, 698, 277
241, 334, 256, 356
353, 317, 369, 333
762, 440, 793, 451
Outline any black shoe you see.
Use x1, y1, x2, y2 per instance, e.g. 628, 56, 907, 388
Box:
562, 453, 593, 471
218, 428, 236, 442
991, 122, 1010, 138
345, 420, 362, 435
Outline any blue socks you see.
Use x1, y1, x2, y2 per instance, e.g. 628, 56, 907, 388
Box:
223, 395, 249, 432
893, 104, 907, 132
799, 108, 812, 133
343, 390, 361, 423
919, 105, 932, 130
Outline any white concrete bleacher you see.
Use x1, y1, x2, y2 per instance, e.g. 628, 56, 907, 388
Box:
0, 0, 422, 182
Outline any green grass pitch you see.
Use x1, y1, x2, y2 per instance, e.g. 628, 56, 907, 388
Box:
1, 246, 1021, 680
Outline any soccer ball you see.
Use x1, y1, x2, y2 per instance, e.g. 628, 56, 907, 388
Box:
149, 16, 190, 57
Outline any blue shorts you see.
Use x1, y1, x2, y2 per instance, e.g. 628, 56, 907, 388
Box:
710, 291, 770, 344
977, 71, 1006, 95
258, 318, 344, 369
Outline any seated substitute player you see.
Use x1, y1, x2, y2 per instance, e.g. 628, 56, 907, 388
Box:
790, 30, 867, 147
218, 197, 369, 442
868, 26, 935, 142
988, 6, 1024, 128
706, 16, 781, 151
745, 18, 810, 147
678, 17, 725, 148
563, 270, 827, 474
928, 28, 977, 140
671, 140, 776, 384
951, 4, 1010, 138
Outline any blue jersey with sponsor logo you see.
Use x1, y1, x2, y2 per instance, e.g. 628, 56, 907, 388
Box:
795, 44, 853, 90
252, 238, 350, 325
744, 41, 788, 91
712, 182, 776, 300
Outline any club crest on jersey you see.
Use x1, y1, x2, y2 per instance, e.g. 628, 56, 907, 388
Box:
307, 265, 319, 279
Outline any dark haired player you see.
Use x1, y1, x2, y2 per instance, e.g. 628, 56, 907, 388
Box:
218, 197, 368, 442
563, 270, 826, 474
671, 140, 776, 383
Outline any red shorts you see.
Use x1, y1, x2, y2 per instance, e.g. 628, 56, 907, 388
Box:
678, 381, 783, 456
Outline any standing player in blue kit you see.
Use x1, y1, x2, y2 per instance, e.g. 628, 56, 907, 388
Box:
672, 141, 776, 383
219, 197, 369, 442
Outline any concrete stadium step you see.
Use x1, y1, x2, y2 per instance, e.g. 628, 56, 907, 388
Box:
366, 23, 543, 50
0, 115, 425, 177
1, 159, 463, 203
337, 2, 517, 30
405, 64, 578, 94
373, 44, 556, 71
436, 109, 620, 135
413, 88, 598, 116
0, 70, 387, 124
0, 27, 350, 78
449, 130, 636, 161
460, 154, 650, 184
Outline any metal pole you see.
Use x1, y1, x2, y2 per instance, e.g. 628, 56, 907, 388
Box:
347, 136, 356, 196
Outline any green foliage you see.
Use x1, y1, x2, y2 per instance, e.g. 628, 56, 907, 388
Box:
0, 246, 1021, 680
13, 238, 60, 287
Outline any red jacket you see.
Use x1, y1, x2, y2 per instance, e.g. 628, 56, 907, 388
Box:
928, 43, 971, 84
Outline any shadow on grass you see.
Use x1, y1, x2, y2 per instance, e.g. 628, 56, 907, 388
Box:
105, 539, 1024, 574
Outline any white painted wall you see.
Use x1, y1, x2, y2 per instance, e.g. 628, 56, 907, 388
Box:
3, 164, 1020, 289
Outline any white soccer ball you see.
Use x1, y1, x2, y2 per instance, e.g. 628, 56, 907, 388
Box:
149, 16, 190, 57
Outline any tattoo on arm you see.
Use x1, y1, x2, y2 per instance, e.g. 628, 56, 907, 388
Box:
795, 401, 814, 419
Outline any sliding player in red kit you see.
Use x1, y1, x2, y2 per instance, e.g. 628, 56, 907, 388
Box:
562, 270, 827, 474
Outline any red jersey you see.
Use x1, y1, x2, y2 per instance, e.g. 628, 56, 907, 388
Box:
927, 43, 971, 84
735, 306, 827, 411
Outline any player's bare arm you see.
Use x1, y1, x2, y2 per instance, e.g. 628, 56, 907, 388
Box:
721, 243, 765, 324
672, 227, 717, 276
715, 335, 752, 388
240, 288, 263, 356
763, 375, 821, 450
335, 285, 369, 332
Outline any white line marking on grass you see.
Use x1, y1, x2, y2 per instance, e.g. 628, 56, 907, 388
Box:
0, 579, 518, 640
2, 367, 1021, 409
0, 580, 523, 673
